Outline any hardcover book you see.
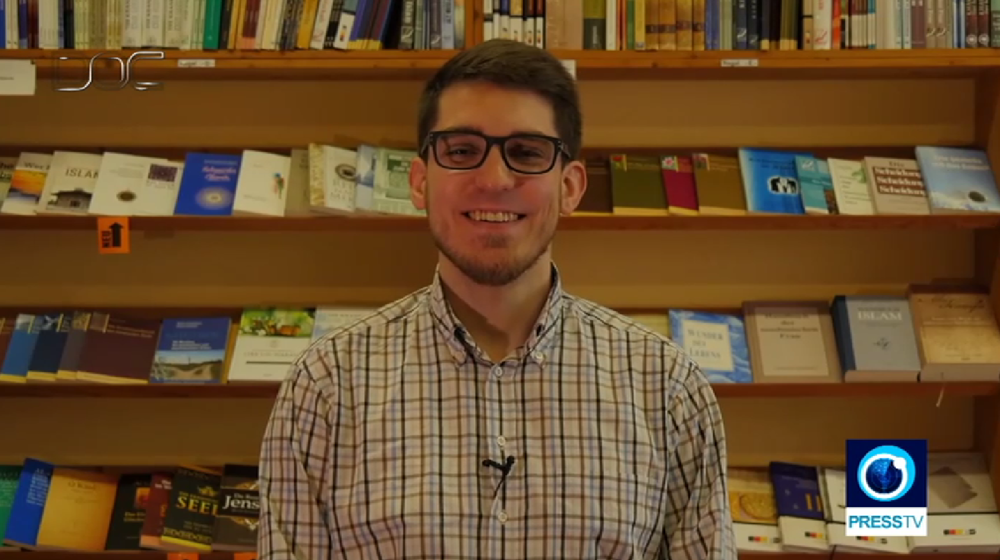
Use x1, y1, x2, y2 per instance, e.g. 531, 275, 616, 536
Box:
831, 295, 922, 382
907, 284, 1000, 381
743, 301, 842, 383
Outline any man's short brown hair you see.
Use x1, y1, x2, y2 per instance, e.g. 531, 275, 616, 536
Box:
417, 39, 582, 163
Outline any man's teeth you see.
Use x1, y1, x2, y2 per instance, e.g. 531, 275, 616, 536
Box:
467, 211, 522, 223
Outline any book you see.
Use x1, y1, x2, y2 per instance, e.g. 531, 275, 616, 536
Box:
915, 146, 1000, 214
159, 466, 222, 552
34, 468, 119, 552
738, 148, 809, 215
173, 153, 242, 216
211, 464, 259, 551
668, 309, 752, 383
150, 317, 232, 384
104, 473, 152, 550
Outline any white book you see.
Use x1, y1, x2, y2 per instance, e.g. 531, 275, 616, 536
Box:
232, 150, 291, 217
0, 157, 18, 204
312, 307, 378, 341
310, 0, 335, 48
88, 152, 170, 216
164, 0, 183, 47
36, 151, 103, 215
1, 152, 52, 215
828, 158, 875, 215
308, 143, 357, 214
227, 308, 316, 383
814, 0, 833, 48
123, 0, 145, 47
145, 0, 165, 46
354, 144, 377, 212
372, 148, 422, 216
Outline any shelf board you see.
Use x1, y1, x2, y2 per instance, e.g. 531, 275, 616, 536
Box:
0, 381, 993, 399
0, 383, 279, 398
3, 48, 1000, 81
1, 213, 999, 232
712, 382, 1000, 398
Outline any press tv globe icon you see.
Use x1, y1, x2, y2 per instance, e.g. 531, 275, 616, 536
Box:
846, 439, 928, 537
860, 446, 915, 501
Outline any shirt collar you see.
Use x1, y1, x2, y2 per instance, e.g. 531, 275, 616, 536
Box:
428, 263, 565, 366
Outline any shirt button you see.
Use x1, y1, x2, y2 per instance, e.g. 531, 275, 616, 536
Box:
531, 351, 545, 364
496, 435, 507, 447
491, 366, 503, 378
497, 510, 508, 523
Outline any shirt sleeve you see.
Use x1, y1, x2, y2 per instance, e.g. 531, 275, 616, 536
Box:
258, 360, 336, 560
663, 359, 738, 560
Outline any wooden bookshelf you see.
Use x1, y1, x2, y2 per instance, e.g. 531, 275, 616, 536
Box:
0, 553, 994, 560
1, 213, 999, 232
3, 1, 1000, 554
4, 48, 1000, 81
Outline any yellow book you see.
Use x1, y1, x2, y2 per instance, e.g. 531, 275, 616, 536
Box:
35, 468, 119, 552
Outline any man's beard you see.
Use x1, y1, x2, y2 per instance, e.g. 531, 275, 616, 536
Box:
430, 220, 555, 287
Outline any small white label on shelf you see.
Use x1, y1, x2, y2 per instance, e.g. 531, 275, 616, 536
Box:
177, 59, 216, 68
561, 59, 577, 79
720, 58, 759, 67
0, 60, 36, 96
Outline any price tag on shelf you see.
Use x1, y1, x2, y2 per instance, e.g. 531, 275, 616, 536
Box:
720, 58, 759, 67
560, 59, 577, 80
177, 59, 216, 68
97, 216, 131, 254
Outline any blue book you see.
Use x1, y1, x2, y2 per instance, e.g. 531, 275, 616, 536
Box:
173, 153, 242, 216
0, 314, 40, 383
794, 156, 837, 214
768, 461, 824, 520
915, 146, 1000, 213
26, 312, 70, 382
4, 458, 53, 549
0, 1, 5, 49
668, 309, 752, 383
150, 317, 232, 384
738, 148, 810, 215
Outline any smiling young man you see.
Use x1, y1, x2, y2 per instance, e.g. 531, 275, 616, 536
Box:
258, 39, 736, 560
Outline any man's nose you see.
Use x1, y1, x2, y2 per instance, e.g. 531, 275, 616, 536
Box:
474, 145, 516, 190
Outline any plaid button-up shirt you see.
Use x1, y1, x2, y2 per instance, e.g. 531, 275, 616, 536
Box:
258, 265, 736, 560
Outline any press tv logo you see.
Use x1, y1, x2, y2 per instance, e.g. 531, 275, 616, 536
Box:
846, 439, 928, 537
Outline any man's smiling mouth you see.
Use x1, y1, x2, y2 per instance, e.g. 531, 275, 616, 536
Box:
463, 211, 527, 223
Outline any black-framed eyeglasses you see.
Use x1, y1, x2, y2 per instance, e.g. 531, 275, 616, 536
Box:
421, 130, 570, 175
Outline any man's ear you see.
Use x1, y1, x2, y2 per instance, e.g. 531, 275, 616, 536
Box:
559, 159, 588, 216
410, 155, 428, 211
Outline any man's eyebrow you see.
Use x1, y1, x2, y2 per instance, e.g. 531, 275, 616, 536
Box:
437, 126, 555, 136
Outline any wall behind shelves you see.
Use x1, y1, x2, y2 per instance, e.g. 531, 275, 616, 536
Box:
0, 74, 986, 469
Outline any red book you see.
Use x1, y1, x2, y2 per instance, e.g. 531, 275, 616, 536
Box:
660, 155, 699, 215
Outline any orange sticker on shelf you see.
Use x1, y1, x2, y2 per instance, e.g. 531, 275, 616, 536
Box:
166, 554, 200, 560
97, 216, 130, 254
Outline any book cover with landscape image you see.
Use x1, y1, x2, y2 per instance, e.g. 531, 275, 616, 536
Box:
150, 317, 232, 384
